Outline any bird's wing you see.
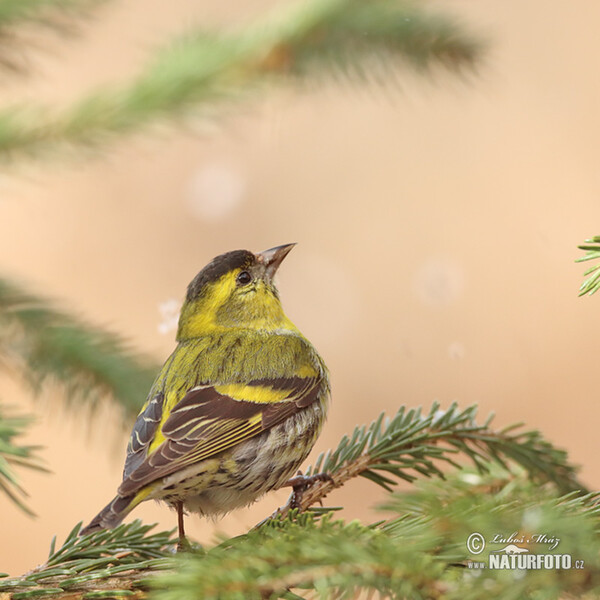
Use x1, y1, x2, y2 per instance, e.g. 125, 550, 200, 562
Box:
122, 391, 166, 481
117, 376, 323, 497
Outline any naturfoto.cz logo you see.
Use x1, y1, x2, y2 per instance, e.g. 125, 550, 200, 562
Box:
466, 531, 584, 571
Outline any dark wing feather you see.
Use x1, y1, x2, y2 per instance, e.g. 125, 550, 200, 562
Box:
122, 392, 165, 480
117, 376, 322, 497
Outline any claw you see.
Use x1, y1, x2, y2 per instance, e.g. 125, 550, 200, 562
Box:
283, 471, 333, 509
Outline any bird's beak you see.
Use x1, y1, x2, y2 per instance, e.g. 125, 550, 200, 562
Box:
256, 243, 296, 281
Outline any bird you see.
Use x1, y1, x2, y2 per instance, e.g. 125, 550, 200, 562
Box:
81, 244, 330, 546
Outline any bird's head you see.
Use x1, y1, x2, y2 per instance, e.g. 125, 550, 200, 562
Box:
177, 244, 297, 339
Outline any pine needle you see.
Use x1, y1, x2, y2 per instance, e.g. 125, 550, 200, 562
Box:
0, 405, 47, 515
577, 235, 600, 296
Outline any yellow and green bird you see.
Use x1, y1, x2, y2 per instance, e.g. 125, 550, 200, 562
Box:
81, 244, 330, 544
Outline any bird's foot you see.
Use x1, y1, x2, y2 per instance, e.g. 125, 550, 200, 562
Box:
176, 536, 193, 553
283, 471, 333, 510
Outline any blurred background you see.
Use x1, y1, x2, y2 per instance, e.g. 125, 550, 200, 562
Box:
1, 0, 600, 575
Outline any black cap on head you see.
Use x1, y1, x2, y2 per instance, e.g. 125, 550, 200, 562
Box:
186, 250, 255, 301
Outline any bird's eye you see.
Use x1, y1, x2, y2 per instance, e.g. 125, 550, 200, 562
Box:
236, 271, 252, 286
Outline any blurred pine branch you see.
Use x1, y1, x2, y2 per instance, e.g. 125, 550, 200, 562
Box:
0, 278, 159, 514
0, 0, 109, 74
0, 0, 482, 159
0, 278, 159, 420
156, 515, 446, 600
0, 0, 105, 28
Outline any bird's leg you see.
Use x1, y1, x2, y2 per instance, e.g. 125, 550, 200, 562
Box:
283, 470, 333, 510
175, 501, 191, 552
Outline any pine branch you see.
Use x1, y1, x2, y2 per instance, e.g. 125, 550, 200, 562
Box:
577, 235, 600, 296
0, 278, 159, 420
268, 0, 480, 79
0, 0, 105, 28
149, 481, 600, 600
269, 403, 583, 520
0, 429, 591, 599
0, 405, 47, 515
0, 520, 175, 597
0, 0, 482, 160
0, 0, 109, 75
153, 516, 445, 600
381, 474, 600, 599
4, 474, 599, 600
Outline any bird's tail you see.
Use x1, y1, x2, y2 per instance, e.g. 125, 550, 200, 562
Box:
80, 494, 139, 536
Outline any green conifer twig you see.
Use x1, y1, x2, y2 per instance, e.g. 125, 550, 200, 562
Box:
0, 520, 175, 597
270, 403, 583, 520
577, 235, 600, 296
0, 405, 47, 515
